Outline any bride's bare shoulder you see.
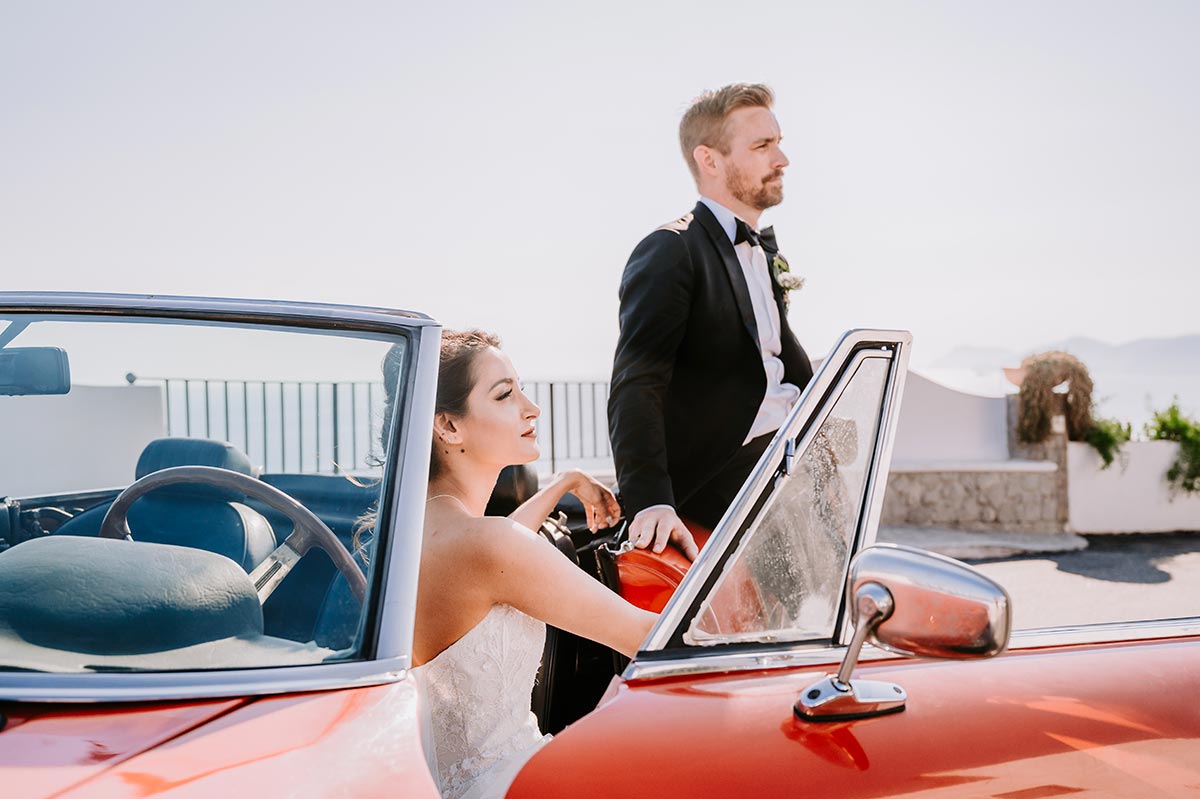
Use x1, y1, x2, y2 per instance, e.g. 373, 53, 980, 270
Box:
425, 511, 537, 556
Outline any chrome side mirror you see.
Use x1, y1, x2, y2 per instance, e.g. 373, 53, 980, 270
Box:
796, 544, 1011, 722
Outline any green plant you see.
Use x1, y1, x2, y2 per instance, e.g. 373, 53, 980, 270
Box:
1083, 416, 1131, 469
1144, 400, 1200, 493
1017, 351, 1094, 443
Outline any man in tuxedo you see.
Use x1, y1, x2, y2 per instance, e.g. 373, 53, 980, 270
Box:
608, 83, 814, 560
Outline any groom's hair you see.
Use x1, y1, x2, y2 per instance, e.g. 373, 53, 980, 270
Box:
679, 83, 775, 181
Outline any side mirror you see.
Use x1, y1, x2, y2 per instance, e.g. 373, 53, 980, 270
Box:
0, 347, 71, 396
796, 544, 1011, 722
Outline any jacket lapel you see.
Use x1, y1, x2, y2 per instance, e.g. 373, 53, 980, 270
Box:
692, 202, 759, 346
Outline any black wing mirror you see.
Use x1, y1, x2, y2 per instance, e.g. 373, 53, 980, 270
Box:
796, 544, 1011, 722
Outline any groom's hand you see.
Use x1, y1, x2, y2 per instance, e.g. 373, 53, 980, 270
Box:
629, 506, 699, 562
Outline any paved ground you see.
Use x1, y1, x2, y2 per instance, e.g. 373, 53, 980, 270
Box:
880, 529, 1200, 630
879, 525, 1088, 560
970, 533, 1200, 629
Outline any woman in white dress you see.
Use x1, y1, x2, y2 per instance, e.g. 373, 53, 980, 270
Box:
408, 330, 657, 799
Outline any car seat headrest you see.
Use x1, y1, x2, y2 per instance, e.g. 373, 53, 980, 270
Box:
135, 438, 255, 500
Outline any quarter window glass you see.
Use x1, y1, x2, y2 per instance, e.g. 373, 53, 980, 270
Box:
685, 356, 890, 646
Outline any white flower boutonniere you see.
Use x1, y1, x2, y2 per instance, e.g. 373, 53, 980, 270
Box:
777, 272, 806, 291
771, 254, 805, 308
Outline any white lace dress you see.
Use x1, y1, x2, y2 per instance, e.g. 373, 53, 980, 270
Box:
412, 604, 551, 799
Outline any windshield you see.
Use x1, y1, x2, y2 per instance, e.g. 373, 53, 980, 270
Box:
685, 352, 892, 646
0, 313, 408, 673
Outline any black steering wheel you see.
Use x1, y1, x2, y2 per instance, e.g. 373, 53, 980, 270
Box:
99, 465, 366, 604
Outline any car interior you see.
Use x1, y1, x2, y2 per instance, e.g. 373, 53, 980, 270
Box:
0, 429, 637, 731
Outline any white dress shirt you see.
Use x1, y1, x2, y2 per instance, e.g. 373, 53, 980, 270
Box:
698, 196, 801, 444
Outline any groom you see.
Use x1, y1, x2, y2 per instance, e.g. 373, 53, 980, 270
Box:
608, 83, 814, 560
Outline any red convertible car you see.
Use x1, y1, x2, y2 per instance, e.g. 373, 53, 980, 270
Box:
0, 293, 1196, 798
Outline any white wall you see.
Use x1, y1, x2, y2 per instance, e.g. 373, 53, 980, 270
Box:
0, 385, 165, 497
890, 371, 1011, 466
1068, 441, 1200, 533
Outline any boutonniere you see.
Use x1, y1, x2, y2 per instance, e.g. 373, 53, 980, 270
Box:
771, 254, 806, 294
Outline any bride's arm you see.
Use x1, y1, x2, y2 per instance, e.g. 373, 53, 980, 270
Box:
469, 517, 654, 657
507, 469, 622, 533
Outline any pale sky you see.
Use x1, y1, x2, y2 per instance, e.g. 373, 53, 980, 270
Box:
3, 1, 1198, 381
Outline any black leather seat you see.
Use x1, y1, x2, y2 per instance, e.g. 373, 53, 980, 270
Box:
484, 463, 540, 515
54, 438, 277, 572
482, 464, 588, 733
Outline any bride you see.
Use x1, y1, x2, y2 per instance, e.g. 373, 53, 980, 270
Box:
409, 330, 656, 799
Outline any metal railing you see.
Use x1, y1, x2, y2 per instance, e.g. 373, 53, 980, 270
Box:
131, 376, 385, 474
525, 380, 612, 473
132, 376, 613, 475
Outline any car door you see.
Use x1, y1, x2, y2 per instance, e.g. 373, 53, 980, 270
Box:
0, 293, 444, 798
508, 329, 1200, 798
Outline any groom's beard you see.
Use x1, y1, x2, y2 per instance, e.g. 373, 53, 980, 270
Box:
727, 162, 784, 211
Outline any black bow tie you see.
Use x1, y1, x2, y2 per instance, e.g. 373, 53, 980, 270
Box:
734, 219, 779, 255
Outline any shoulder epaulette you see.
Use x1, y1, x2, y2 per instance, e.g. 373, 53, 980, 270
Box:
656, 212, 694, 234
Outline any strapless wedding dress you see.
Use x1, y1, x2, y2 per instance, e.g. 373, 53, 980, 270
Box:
412, 604, 551, 799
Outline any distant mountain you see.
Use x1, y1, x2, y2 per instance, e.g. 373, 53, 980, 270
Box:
933, 334, 1200, 375
929, 345, 1019, 372
926, 334, 1200, 428
1050, 335, 1200, 374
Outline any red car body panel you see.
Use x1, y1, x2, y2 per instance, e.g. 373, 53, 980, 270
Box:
510, 636, 1200, 799
3, 680, 438, 799
615, 522, 711, 612
0, 698, 244, 798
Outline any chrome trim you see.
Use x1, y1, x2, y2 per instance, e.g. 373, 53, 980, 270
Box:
626, 642, 889, 682
0, 292, 436, 700
1007, 617, 1200, 649
374, 324, 440, 663
0, 658, 409, 703
250, 541, 303, 602
637, 330, 911, 657
832, 341, 911, 646
795, 674, 906, 722
625, 617, 1200, 683
852, 339, 910, 555
833, 581, 896, 686
0, 292, 437, 327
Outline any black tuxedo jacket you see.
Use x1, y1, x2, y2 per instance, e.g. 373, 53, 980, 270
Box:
608, 202, 814, 519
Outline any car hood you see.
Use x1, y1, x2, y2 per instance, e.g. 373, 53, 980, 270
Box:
1, 680, 439, 799
511, 638, 1200, 798
0, 697, 246, 798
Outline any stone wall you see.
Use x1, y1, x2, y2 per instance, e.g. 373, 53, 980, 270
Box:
881, 467, 1063, 534
879, 395, 1069, 534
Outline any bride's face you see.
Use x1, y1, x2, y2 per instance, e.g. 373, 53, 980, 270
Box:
450, 347, 541, 467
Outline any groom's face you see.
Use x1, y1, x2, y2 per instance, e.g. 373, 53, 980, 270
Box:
720, 106, 788, 211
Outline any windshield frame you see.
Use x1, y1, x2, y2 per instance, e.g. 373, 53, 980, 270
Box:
0, 292, 439, 702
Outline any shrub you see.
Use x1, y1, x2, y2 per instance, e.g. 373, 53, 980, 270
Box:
1144, 400, 1200, 493
1083, 416, 1131, 469
1016, 351, 1094, 443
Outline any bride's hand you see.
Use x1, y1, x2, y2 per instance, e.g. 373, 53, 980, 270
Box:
563, 469, 622, 533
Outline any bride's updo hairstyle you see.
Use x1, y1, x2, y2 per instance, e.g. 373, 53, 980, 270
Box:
355, 329, 501, 556
375, 328, 502, 477
429, 329, 501, 479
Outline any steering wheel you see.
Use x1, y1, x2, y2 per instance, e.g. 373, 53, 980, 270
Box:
99, 465, 367, 604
